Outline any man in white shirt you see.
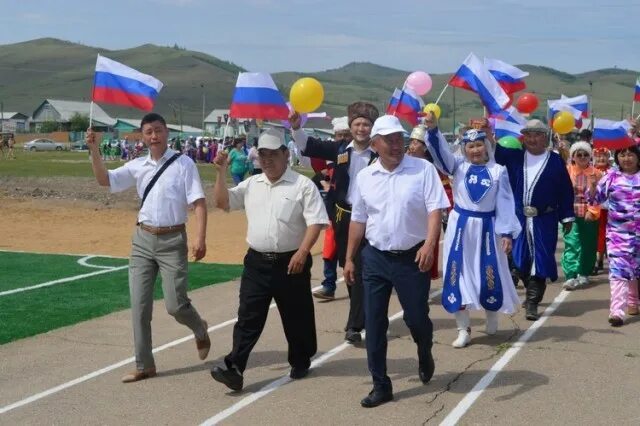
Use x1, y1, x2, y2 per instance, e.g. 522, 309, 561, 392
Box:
211, 128, 329, 391
344, 115, 450, 408
86, 113, 211, 383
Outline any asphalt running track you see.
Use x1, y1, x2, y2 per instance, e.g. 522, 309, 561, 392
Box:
1, 249, 640, 425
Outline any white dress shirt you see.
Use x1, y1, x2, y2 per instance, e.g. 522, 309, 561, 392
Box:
228, 168, 329, 252
351, 155, 450, 251
291, 128, 374, 205
108, 148, 205, 227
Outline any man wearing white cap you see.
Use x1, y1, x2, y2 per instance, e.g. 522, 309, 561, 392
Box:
210, 128, 329, 391
344, 115, 450, 407
495, 119, 575, 321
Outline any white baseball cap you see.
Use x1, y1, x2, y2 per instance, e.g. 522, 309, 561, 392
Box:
258, 128, 286, 150
371, 115, 405, 138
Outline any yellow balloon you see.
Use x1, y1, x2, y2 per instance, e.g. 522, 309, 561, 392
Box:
423, 103, 441, 119
552, 111, 574, 135
289, 77, 324, 113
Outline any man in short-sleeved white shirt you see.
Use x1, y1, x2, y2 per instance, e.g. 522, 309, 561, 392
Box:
211, 128, 328, 391
344, 115, 450, 408
87, 113, 211, 383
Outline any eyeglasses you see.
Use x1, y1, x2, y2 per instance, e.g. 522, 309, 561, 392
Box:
575, 152, 590, 158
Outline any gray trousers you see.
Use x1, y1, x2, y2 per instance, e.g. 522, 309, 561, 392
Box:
129, 227, 205, 370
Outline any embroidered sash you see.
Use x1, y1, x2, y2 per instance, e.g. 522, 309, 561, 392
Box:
442, 206, 504, 312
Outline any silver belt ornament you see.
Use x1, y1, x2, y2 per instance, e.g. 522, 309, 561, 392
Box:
523, 206, 538, 217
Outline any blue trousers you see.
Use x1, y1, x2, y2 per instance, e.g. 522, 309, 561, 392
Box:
321, 257, 338, 292
362, 243, 433, 390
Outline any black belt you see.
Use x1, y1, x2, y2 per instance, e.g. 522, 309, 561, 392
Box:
248, 248, 296, 262
381, 241, 424, 257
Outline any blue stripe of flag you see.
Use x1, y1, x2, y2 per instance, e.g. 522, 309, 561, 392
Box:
489, 70, 521, 84
232, 87, 287, 106
93, 71, 159, 99
455, 65, 504, 115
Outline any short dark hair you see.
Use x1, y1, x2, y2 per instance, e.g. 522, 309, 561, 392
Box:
140, 112, 167, 128
579, 129, 592, 141
614, 145, 640, 167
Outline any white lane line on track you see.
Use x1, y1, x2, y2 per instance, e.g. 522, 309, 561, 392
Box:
77, 255, 121, 270
200, 288, 444, 426
439, 289, 571, 426
0, 282, 329, 415
0, 266, 128, 298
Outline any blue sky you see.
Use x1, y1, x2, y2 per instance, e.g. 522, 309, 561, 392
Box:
2, 0, 639, 74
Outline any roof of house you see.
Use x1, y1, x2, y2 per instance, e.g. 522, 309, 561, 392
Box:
33, 99, 116, 126
0, 112, 29, 120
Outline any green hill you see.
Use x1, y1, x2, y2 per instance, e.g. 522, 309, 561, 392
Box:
0, 38, 638, 131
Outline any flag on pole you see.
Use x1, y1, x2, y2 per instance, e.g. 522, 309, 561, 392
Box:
494, 118, 524, 139
548, 99, 582, 120
386, 87, 424, 126
229, 72, 289, 120
92, 55, 163, 111
559, 94, 589, 117
491, 106, 527, 125
448, 53, 510, 115
634, 77, 640, 102
593, 119, 633, 150
484, 58, 529, 94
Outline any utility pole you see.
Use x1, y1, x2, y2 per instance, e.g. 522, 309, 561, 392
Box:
201, 83, 206, 135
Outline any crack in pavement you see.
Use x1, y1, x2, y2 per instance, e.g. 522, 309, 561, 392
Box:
421, 321, 521, 423
45, 334, 130, 347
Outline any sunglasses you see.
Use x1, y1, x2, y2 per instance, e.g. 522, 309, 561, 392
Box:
574, 152, 590, 158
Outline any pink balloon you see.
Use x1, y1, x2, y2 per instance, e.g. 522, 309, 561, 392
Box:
405, 71, 433, 96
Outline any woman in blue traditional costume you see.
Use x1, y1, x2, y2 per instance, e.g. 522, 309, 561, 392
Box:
423, 112, 521, 348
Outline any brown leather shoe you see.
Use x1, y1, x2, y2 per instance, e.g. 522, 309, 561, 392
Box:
121, 368, 157, 383
196, 320, 211, 360
628, 306, 639, 316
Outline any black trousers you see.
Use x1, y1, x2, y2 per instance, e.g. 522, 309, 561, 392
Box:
333, 206, 365, 332
225, 249, 317, 373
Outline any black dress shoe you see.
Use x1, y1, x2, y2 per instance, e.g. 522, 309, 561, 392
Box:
210, 366, 243, 391
360, 388, 393, 408
290, 366, 310, 379
345, 329, 362, 344
419, 352, 435, 384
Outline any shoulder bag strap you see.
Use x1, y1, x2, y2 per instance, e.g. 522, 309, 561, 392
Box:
140, 153, 181, 209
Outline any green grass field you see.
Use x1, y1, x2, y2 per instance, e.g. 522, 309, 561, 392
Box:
0, 251, 243, 345
0, 151, 314, 182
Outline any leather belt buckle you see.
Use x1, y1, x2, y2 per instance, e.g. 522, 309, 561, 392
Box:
524, 206, 538, 217
262, 252, 278, 262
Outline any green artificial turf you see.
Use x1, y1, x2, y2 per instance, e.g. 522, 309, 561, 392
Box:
0, 252, 243, 344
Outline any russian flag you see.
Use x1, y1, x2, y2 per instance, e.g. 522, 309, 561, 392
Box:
593, 119, 633, 150
229, 72, 289, 120
449, 53, 510, 115
386, 87, 424, 126
491, 106, 527, 125
92, 55, 163, 111
560, 94, 589, 118
634, 77, 640, 102
548, 99, 582, 120
484, 58, 529, 94
494, 118, 524, 139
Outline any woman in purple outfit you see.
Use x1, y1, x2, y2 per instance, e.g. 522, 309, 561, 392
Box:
588, 143, 640, 326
